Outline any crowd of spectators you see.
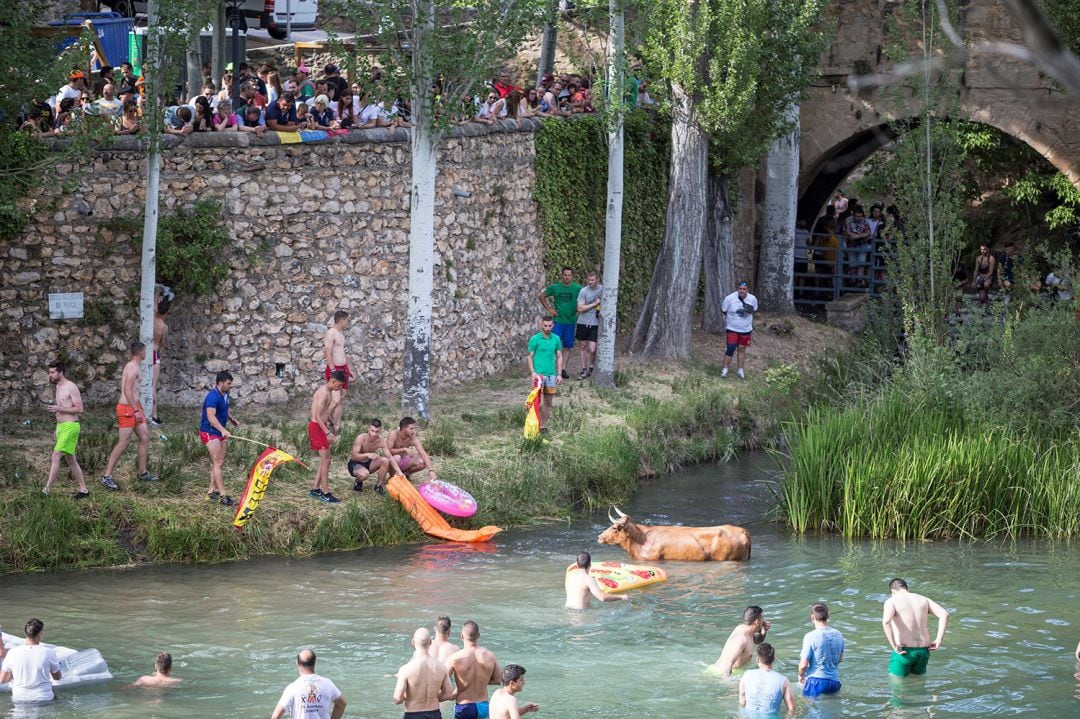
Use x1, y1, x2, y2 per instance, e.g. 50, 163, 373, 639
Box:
17, 59, 658, 139
798, 191, 902, 297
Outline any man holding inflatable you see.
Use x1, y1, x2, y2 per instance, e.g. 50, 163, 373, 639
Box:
200, 370, 242, 506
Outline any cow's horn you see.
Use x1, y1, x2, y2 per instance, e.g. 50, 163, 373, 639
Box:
613, 506, 627, 518
607, 508, 617, 524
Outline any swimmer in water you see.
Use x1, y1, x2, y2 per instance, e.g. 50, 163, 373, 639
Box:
564, 551, 628, 609
713, 606, 771, 675
133, 652, 182, 687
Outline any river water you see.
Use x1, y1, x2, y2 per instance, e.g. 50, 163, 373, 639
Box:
3, 455, 1080, 718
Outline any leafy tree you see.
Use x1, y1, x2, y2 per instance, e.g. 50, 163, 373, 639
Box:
324, 0, 546, 415
630, 0, 825, 356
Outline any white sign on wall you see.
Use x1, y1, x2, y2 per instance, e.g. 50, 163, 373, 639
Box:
48, 292, 84, 320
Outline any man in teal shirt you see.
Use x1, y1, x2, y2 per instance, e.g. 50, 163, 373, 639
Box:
526, 316, 564, 434
538, 267, 582, 378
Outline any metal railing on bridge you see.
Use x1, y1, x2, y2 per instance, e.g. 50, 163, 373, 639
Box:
795, 233, 897, 307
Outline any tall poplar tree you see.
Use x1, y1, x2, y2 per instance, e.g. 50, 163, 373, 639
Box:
326, 0, 545, 416
631, 0, 824, 356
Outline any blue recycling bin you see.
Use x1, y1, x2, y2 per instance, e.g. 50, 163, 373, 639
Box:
48, 12, 135, 68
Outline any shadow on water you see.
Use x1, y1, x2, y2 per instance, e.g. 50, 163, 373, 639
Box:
2, 454, 1080, 717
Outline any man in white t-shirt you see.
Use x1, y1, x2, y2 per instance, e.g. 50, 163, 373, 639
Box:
271, 649, 347, 719
720, 280, 759, 379
0, 618, 61, 703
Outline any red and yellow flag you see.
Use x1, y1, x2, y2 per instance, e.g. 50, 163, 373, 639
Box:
523, 376, 542, 438
232, 446, 300, 530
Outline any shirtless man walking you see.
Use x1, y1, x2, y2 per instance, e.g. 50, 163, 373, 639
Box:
387, 417, 438, 482
323, 310, 351, 430
488, 665, 539, 719
309, 371, 344, 503
348, 418, 401, 493
150, 291, 170, 426
713, 606, 771, 675
430, 616, 460, 663
44, 360, 88, 498
102, 341, 158, 489
393, 628, 453, 719
882, 577, 950, 677
445, 620, 501, 719
564, 552, 628, 609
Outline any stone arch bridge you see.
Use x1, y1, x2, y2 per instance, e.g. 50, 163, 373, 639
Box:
798, 0, 1080, 221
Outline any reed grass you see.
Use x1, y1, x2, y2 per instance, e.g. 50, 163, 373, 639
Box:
778, 386, 1080, 539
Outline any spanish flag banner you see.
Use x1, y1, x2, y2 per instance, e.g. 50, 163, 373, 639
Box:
523, 376, 542, 438
233, 447, 300, 530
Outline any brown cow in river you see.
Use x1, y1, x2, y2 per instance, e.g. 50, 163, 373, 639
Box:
597, 507, 751, 561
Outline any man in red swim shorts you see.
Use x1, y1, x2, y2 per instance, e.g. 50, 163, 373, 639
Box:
309, 370, 344, 503
323, 309, 352, 430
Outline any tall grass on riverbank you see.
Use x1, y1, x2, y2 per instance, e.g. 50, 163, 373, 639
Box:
779, 388, 1080, 539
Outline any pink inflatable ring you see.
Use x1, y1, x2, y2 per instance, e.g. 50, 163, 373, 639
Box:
418, 479, 478, 518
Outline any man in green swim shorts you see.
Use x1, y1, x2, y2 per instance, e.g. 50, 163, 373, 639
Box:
882, 578, 950, 677
44, 361, 89, 499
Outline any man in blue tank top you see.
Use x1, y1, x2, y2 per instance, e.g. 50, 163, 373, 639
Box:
798, 602, 845, 697
739, 643, 795, 715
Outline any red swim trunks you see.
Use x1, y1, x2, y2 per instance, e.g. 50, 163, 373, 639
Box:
726, 331, 752, 348
308, 421, 330, 451
324, 364, 351, 390
199, 431, 226, 445
116, 403, 145, 429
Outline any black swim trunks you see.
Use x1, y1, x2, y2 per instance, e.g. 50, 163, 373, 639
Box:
404, 711, 442, 719
348, 458, 372, 476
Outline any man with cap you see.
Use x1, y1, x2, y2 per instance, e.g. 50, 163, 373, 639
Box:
54, 70, 88, 116
720, 280, 758, 379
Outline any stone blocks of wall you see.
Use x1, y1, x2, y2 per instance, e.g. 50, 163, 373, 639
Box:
2, 122, 545, 408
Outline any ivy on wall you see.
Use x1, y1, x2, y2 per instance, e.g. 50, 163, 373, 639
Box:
533, 111, 671, 326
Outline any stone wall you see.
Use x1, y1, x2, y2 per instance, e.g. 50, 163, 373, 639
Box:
2, 122, 545, 408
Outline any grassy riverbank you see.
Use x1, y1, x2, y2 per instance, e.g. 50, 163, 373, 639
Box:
0, 315, 847, 574
778, 301, 1080, 540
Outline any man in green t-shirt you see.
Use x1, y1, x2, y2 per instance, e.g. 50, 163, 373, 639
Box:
526, 316, 564, 434
538, 267, 583, 378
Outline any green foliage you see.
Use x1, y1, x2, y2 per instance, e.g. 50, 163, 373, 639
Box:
782, 299, 1080, 539
1041, 0, 1080, 54
642, 0, 828, 172
0, 131, 51, 243
533, 112, 671, 323
157, 199, 231, 297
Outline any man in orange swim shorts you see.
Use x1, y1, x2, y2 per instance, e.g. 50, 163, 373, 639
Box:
101, 341, 158, 490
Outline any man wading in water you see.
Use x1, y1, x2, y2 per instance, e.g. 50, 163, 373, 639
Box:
881, 578, 950, 677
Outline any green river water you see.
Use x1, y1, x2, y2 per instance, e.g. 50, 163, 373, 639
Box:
2, 455, 1079, 717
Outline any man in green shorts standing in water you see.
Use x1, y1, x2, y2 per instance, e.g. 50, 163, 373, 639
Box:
44, 360, 88, 499
882, 578, 950, 677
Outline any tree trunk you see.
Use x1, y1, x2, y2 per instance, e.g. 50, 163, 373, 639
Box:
139, 0, 162, 414
702, 171, 735, 333
629, 83, 708, 358
536, 0, 558, 87
211, 1, 226, 88
185, 8, 203, 102
594, 0, 624, 388
756, 101, 799, 313
401, 1, 437, 417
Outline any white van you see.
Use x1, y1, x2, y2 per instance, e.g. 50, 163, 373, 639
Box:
105, 0, 318, 40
